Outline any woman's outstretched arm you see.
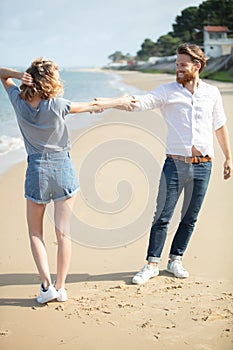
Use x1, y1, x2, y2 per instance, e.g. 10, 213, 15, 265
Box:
70, 96, 137, 114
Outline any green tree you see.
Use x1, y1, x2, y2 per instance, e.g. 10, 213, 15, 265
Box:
156, 34, 181, 56
197, 0, 233, 29
136, 38, 157, 61
108, 51, 134, 63
108, 51, 126, 62
172, 6, 199, 43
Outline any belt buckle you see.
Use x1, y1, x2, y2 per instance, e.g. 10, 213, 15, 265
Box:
192, 156, 200, 164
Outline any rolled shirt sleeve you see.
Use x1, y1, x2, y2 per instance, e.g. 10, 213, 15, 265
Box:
212, 87, 227, 130
133, 85, 166, 111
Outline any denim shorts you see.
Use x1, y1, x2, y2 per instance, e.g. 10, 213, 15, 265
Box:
25, 151, 79, 204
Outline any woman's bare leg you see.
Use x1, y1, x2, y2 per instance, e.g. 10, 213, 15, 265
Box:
26, 200, 51, 289
54, 196, 76, 290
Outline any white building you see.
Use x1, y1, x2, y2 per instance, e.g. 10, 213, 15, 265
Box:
204, 26, 233, 58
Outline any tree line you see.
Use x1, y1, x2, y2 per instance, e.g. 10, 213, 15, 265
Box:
108, 0, 233, 63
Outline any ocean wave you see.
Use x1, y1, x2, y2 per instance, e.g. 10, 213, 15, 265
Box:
0, 135, 24, 155
108, 73, 141, 95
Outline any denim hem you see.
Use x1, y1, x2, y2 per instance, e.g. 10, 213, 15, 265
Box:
147, 256, 161, 263
53, 187, 80, 202
169, 254, 183, 260
25, 187, 80, 204
25, 195, 51, 205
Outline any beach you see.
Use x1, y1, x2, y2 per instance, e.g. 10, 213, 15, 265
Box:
0, 71, 233, 350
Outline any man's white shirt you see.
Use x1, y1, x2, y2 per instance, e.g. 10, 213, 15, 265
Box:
134, 80, 226, 157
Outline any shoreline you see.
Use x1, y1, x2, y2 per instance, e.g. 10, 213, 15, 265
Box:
1, 71, 233, 350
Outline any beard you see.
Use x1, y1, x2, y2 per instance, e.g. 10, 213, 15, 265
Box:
176, 70, 196, 85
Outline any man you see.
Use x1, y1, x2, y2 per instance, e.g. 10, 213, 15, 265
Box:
95, 43, 232, 283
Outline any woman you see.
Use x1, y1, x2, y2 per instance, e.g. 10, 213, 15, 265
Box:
0, 58, 135, 303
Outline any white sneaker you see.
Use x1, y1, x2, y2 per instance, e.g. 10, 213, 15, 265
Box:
37, 284, 59, 304
167, 259, 189, 278
132, 264, 159, 284
57, 288, 68, 302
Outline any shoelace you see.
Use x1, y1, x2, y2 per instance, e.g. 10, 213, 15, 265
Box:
138, 265, 152, 276
173, 261, 186, 272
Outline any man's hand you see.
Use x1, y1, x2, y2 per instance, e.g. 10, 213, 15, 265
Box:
215, 125, 232, 180
223, 160, 232, 180
116, 96, 138, 111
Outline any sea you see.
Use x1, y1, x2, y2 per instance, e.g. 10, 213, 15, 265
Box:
0, 69, 141, 176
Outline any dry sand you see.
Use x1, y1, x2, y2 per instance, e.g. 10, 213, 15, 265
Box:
0, 71, 233, 350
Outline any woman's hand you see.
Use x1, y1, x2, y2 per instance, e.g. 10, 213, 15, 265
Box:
21, 72, 34, 86
90, 104, 104, 114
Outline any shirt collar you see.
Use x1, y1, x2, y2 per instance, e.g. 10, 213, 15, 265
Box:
176, 79, 203, 94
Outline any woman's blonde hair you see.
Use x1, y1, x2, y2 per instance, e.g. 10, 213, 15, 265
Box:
19, 58, 64, 100
177, 43, 208, 73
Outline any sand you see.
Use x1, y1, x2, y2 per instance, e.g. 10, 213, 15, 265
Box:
0, 71, 233, 350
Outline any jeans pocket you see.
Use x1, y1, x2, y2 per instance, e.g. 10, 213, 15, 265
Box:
199, 161, 212, 171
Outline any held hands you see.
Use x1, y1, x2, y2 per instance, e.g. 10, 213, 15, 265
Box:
93, 96, 138, 112
115, 96, 138, 111
90, 103, 104, 114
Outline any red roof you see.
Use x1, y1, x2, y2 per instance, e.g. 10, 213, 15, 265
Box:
204, 26, 229, 32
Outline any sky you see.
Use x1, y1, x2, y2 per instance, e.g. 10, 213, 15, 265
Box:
0, 0, 204, 68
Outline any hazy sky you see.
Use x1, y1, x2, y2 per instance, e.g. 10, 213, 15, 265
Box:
1, 0, 203, 68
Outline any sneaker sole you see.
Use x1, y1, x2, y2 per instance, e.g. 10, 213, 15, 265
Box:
37, 295, 58, 304
57, 294, 68, 302
166, 267, 189, 278
57, 297, 68, 302
132, 271, 159, 285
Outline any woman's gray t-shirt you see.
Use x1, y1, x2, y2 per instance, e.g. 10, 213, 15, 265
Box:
7, 85, 71, 155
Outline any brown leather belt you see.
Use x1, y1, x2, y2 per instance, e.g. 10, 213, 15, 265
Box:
167, 154, 212, 164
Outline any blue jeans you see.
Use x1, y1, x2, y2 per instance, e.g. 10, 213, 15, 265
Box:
147, 157, 212, 262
